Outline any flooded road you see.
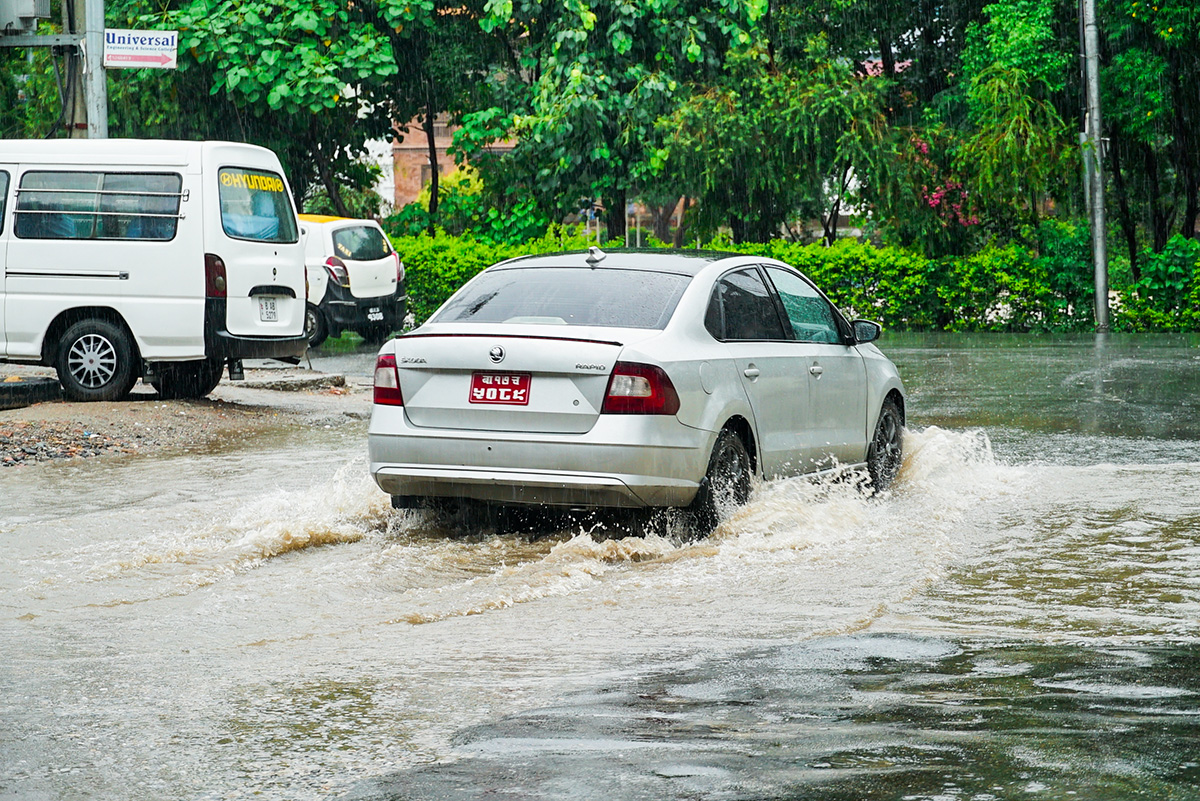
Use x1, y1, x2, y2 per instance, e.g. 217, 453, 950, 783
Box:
2, 334, 1199, 800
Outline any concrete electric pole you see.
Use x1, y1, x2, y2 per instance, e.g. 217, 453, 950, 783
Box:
0, 0, 107, 137
1080, 0, 1109, 332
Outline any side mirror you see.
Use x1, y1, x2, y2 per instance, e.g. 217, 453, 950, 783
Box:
852, 319, 882, 344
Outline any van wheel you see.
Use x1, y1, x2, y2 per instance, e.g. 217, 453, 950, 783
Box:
152, 359, 224, 400
304, 303, 328, 348
686, 429, 752, 537
57, 319, 139, 402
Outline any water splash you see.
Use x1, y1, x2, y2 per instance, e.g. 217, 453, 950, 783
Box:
78, 460, 390, 595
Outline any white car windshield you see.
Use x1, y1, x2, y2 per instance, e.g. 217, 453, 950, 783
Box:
433, 267, 690, 329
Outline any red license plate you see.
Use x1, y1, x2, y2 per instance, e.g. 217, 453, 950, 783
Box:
469, 372, 531, 405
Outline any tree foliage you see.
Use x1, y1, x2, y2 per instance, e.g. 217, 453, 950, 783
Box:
3, 0, 1198, 321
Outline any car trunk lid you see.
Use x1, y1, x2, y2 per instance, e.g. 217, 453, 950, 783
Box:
392, 331, 629, 434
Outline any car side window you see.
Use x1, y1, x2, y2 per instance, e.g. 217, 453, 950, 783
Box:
765, 266, 843, 344
706, 268, 787, 341
0, 171, 8, 235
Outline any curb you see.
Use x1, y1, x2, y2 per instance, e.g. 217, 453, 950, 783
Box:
0, 376, 62, 411
239, 374, 347, 392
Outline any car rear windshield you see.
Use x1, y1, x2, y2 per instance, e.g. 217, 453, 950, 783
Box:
218, 168, 299, 243
332, 225, 392, 261
433, 267, 690, 330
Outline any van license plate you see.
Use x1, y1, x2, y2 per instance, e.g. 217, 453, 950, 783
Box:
469, 372, 531, 405
366, 307, 384, 322
258, 297, 278, 322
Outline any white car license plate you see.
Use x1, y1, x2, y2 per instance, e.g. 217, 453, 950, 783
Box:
258, 297, 279, 322
366, 307, 384, 322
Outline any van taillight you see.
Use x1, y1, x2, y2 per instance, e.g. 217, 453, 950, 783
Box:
205, 254, 227, 298
325, 257, 350, 288
373, 353, 403, 406
601, 362, 680, 415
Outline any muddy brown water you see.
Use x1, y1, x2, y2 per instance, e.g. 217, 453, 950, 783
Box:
2, 334, 1198, 800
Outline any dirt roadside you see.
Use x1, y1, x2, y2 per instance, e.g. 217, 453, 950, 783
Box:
1, 364, 373, 467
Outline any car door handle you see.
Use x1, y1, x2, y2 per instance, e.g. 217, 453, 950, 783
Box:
743, 367, 761, 379
809, 365, 824, 377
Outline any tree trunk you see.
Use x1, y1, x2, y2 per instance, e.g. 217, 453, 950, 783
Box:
1145, 145, 1171, 252
315, 139, 349, 218
603, 188, 627, 244
650, 203, 674, 242
1108, 135, 1141, 283
672, 197, 693, 247
822, 164, 852, 246
1170, 53, 1199, 240
424, 96, 440, 237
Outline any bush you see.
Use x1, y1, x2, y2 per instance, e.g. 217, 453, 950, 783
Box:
1114, 234, 1200, 331
388, 230, 1198, 332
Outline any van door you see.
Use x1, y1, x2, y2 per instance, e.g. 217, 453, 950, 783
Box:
212, 166, 305, 338
0, 167, 11, 357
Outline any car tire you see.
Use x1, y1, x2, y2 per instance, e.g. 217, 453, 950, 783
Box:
687, 428, 752, 537
866, 397, 904, 491
152, 358, 224, 400
304, 303, 328, 349
56, 318, 139, 402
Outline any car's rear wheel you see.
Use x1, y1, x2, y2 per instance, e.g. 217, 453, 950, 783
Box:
56, 318, 139, 402
866, 397, 904, 491
151, 358, 224, 400
304, 303, 328, 348
687, 428, 752, 537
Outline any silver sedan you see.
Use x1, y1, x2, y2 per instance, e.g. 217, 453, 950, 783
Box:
368, 248, 905, 533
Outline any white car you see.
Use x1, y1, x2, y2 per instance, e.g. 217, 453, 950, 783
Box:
368, 248, 905, 533
299, 214, 406, 347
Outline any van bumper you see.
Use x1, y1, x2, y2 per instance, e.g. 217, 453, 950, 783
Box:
204, 299, 308, 361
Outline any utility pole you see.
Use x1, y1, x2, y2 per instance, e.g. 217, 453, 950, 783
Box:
66, 0, 106, 137
1080, 0, 1109, 332
83, 0, 107, 137
0, 0, 106, 137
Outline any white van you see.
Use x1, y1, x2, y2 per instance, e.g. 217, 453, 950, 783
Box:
0, 139, 307, 401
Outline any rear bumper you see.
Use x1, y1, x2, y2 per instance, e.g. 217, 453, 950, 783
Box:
320, 284, 407, 332
204, 299, 308, 361
368, 406, 714, 509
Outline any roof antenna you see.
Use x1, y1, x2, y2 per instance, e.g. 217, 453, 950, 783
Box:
586, 246, 606, 268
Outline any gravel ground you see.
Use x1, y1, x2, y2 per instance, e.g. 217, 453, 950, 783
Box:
0, 365, 372, 468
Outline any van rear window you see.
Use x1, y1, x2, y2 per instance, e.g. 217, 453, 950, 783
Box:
14, 171, 183, 241
0, 171, 8, 235
218, 168, 298, 243
332, 225, 392, 261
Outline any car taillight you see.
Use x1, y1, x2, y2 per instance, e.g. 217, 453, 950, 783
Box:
601, 362, 680, 415
394, 253, 405, 284
204, 253, 227, 298
373, 353, 403, 406
325, 256, 350, 287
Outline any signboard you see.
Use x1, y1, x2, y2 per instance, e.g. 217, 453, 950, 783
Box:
103, 29, 178, 69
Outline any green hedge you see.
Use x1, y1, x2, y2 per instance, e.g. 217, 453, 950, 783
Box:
390, 226, 1200, 333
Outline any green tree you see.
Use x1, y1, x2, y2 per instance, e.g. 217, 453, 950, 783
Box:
1100, 0, 1200, 278
659, 37, 887, 244
455, 0, 765, 241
